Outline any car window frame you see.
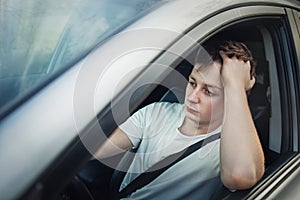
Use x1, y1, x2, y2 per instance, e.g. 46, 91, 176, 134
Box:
70, 4, 298, 200
110, 5, 300, 200
90, 4, 298, 200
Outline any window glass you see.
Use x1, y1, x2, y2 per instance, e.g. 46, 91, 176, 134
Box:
0, 0, 164, 118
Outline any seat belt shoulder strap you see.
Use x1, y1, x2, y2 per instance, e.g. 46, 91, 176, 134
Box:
116, 132, 221, 199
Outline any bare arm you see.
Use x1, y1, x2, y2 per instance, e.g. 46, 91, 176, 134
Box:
219, 52, 265, 190
94, 128, 133, 159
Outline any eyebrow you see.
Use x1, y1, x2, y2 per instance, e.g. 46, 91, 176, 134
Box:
188, 75, 222, 90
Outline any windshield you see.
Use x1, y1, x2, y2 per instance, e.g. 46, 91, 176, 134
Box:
0, 0, 164, 119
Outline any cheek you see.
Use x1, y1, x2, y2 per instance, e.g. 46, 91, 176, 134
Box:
210, 98, 224, 117
199, 96, 223, 112
184, 85, 192, 99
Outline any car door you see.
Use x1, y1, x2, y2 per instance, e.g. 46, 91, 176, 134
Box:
71, 2, 300, 199
97, 3, 300, 199
54, 2, 300, 199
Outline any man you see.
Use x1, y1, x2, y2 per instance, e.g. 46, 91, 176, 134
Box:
95, 41, 265, 199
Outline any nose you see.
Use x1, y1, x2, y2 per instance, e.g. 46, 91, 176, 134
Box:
187, 89, 200, 103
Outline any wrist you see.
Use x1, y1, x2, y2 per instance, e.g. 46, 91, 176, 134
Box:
223, 83, 247, 95
223, 79, 246, 90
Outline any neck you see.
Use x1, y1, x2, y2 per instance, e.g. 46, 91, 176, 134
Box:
179, 117, 220, 136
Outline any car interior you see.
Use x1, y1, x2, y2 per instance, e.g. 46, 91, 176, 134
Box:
57, 17, 292, 199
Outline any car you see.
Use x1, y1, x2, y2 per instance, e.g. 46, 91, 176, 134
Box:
0, 0, 299, 199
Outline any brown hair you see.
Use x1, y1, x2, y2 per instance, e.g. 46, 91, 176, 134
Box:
199, 41, 257, 78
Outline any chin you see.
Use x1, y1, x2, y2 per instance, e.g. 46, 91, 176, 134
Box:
185, 112, 201, 123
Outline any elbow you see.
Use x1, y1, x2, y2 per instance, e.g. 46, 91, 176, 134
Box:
221, 166, 264, 190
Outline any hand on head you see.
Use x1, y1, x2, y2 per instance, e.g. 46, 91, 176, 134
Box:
219, 50, 255, 91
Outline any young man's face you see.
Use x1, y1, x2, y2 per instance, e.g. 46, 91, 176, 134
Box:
184, 62, 224, 128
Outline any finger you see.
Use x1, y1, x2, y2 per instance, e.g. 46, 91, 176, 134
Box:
250, 76, 255, 87
219, 51, 239, 61
247, 77, 256, 91
213, 61, 222, 74
219, 50, 227, 60
245, 60, 253, 78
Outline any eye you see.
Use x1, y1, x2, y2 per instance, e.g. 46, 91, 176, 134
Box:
203, 88, 214, 96
188, 77, 197, 88
189, 81, 197, 88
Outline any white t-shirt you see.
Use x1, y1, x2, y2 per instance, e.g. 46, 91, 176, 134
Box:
119, 102, 222, 199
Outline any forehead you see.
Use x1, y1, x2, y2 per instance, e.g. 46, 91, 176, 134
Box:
191, 62, 223, 88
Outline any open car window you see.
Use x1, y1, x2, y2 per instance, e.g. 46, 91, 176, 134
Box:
59, 15, 299, 199
107, 15, 298, 199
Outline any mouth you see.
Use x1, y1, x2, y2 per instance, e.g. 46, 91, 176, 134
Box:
186, 105, 199, 114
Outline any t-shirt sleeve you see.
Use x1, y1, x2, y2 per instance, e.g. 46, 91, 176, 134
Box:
119, 103, 156, 148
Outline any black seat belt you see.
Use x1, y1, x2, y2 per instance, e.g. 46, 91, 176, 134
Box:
112, 132, 221, 199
